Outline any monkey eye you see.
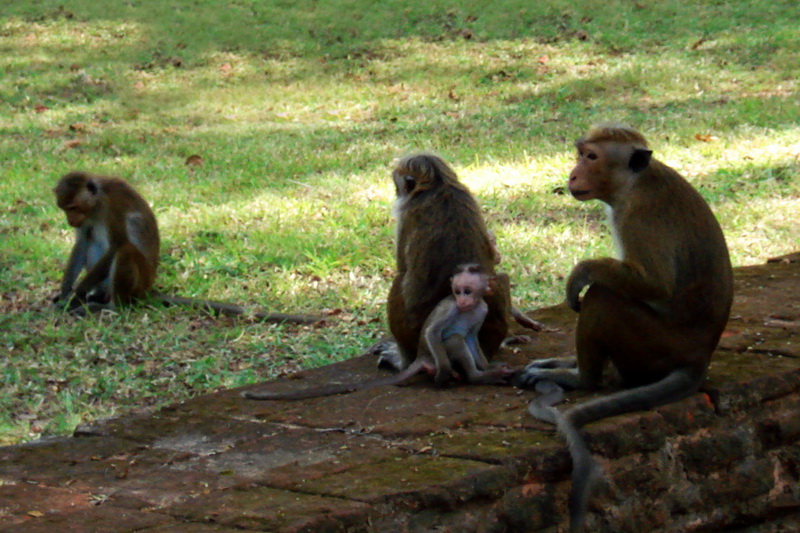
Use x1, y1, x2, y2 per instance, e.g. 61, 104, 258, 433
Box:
586, 151, 598, 161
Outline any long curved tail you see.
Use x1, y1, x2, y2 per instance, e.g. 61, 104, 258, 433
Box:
243, 359, 428, 401
153, 293, 322, 325
529, 368, 703, 532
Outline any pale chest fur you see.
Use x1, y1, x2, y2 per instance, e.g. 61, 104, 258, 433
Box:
82, 220, 110, 270
605, 204, 625, 259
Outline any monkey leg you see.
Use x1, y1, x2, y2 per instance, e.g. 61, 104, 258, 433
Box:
520, 282, 680, 392
511, 307, 545, 331
479, 281, 510, 357
385, 277, 421, 370
111, 243, 152, 304
443, 335, 512, 385
577, 283, 699, 387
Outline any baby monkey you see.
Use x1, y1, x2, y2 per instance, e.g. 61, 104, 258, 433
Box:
245, 263, 512, 400
425, 263, 515, 384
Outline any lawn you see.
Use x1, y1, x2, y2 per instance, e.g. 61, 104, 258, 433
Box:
1, 0, 798, 445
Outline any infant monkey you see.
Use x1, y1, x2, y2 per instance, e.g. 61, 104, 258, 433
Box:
244, 263, 511, 401
423, 262, 514, 385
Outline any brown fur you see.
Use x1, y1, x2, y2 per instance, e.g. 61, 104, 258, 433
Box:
520, 125, 733, 532
581, 122, 649, 147
54, 171, 159, 308
54, 171, 321, 324
244, 264, 511, 401
388, 153, 509, 369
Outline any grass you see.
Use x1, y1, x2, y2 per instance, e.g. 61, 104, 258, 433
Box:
1, 0, 798, 445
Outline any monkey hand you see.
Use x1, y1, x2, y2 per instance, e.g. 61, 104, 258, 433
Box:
52, 291, 76, 309
566, 262, 592, 312
489, 362, 516, 384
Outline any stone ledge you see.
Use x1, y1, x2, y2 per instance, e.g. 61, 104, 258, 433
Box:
1, 254, 798, 532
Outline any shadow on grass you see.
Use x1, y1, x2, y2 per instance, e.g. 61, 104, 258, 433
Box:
1, 1, 798, 212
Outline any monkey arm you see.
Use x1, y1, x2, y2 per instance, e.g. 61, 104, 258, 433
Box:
511, 307, 545, 331
57, 234, 90, 299
567, 257, 673, 311
72, 246, 117, 298
423, 302, 458, 384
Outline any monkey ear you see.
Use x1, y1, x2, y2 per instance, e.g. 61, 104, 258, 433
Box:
485, 276, 496, 296
403, 175, 416, 194
629, 149, 652, 173
87, 179, 99, 195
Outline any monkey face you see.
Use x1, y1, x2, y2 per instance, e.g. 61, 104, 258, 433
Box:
63, 205, 89, 228
569, 141, 608, 202
570, 132, 653, 205
55, 173, 99, 228
60, 189, 97, 228
452, 272, 486, 312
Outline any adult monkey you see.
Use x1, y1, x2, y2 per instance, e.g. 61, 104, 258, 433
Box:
380, 153, 510, 375
53, 171, 320, 324
515, 124, 733, 532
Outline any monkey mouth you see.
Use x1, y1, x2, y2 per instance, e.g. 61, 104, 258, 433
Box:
570, 189, 591, 199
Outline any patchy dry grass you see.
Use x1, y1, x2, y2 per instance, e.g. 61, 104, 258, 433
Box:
1, 0, 798, 444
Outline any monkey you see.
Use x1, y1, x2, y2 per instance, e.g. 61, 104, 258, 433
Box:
244, 263, 513, 400
154, 294, 322, 324
487, 230, 546, 333
424, 263, 514, 385
513, 124, 733, 532
53, 171, 321, 324
379, 153, 510, 374
53, 171, 159, 312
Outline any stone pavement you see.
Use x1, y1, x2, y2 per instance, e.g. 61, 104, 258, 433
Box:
1, 254, 799, 532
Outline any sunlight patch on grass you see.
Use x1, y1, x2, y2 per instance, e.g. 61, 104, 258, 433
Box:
2, 0, 799, 444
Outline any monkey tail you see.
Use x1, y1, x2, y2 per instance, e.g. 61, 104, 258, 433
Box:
153, 293, 322, 325
243, 359, 428, 401
566, 367, 702, 428
242, 383, 360, 401
527, 379, 565, 423
530, 368, 701, 533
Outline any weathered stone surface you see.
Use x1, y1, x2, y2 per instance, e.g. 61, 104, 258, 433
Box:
1, 254, 799, 532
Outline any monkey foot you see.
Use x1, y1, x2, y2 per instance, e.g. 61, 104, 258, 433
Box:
510, 367, 560, 390
373, 341, 406, 372
524, 356, 577, 370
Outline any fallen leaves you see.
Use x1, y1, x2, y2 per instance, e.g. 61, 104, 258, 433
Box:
185, 154, 204, 167
62, 139, 82, 150
694, 133, 719, 143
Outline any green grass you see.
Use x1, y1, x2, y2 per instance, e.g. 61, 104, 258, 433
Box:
1, 0, 798, 445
